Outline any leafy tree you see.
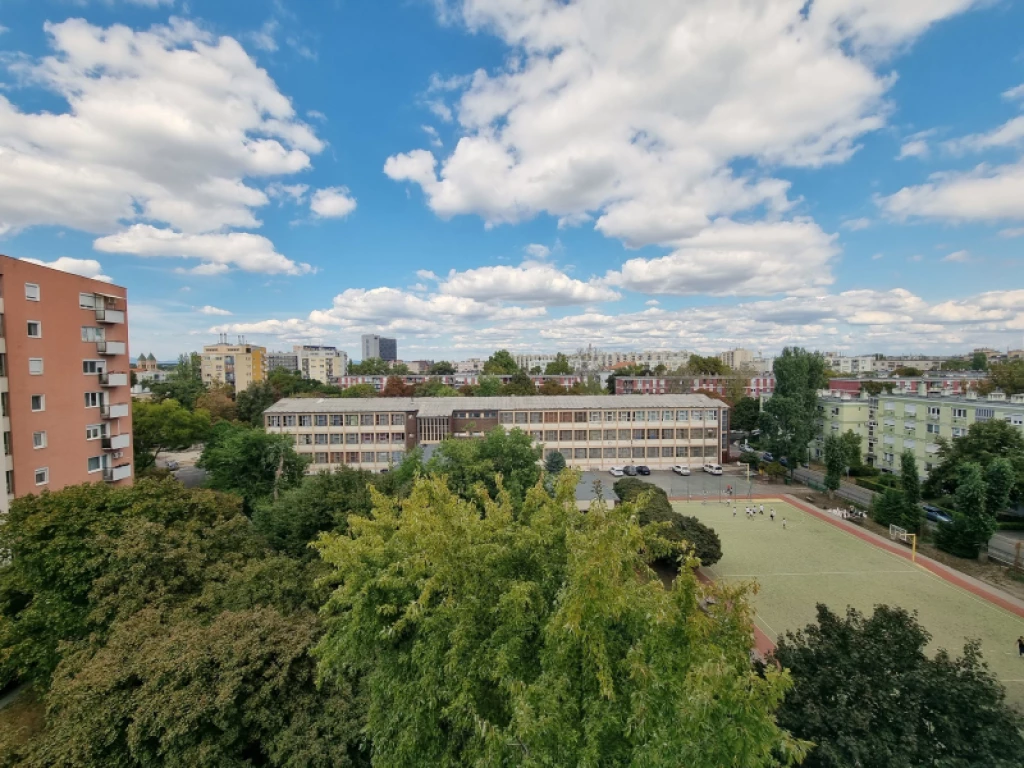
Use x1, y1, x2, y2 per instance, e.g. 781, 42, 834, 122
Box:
543, 450, 566, 475
348, 357, 392, 375
613, 478, 722, 569
339, 383, 380, 398
266, 367, 341, 398
893, 366, 923, 377
988, 360, 1024, 395
315, 473, 803, 767
567, 375, 606, 396
501, 370, 537, 396
475, 374, 502, 397
149, 353, 205, 410
544, 352, 573, 375
482, 348, 520, 375
132, 399, 211, 471
537, 378, 568, 395
194, 383, 237, 422
924, 419, 1024, 505
234, 380, 278, 425
772, 603, 1024, 768
822, 434, 844, 493
529, 365, 542, 374
653, 363, 667, 375
428, 360, 456, 375
870, 486, 904, 528
861, 380, 886, 397
198, 424, 308, 509
760, 348, 827, 472
941, 358, 971, 372
253, 468, 376, 559
971, 351, 990, 371
731, 396, 761, 432
936, 462, 997, 558
985, 457, 1015, 517
899, 450, 923, 530
687, 354, 729, 375
427, 426, 541, 504
381, 375, 414, 397
838, 430, 862, 471
764, 461, 788, 482
413, 380, 461, 398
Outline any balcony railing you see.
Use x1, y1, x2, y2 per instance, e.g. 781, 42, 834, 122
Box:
95, 308, 125, 324
99, 371, 129, 387
96, 340, 126, 355
100, 403, 130, 419
102, 434, 130, 450
103, 464, 132, 482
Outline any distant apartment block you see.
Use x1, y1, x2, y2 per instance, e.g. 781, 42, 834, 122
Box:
615, 374, 775, 399
514, 348, 691, 373
456, 358, 485, 373
813, 389, 1024, 478
361, 334, 397, 362
201, 336, 266, 392
823, 354, 877, 375
265, 395, 729, 473
296, 345, 347, 383
336, 373, 589, 392
718, 348, 753, 369
405, 360, 434, 375
828, 375, 986, 397
0, 255, 133, 512
266, 352, 299, 374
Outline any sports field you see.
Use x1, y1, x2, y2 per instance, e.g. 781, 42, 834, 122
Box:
678, 497, 1024, 708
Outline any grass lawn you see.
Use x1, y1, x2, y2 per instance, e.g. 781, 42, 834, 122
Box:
678, 497, 1024, 708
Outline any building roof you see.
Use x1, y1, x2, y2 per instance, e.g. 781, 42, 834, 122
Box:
265, 394, 727, 415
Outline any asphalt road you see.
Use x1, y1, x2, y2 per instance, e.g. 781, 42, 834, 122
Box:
791, 465, 875, 507
173, 466, 208, 489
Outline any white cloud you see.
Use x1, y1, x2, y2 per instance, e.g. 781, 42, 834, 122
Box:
416, 269, 438, 281
439, 262, 620, 305
310, 187, 357, 219
94, 224, 313, 275
1002, 84, 1024, 102
871, 252, 884, 260
198, 305, 232, 316
908, 254, 924, 262
945, 116, 1024, 153
523, 243, 550, 259
999, 227, 1024, 238
880, 161, 1024, 221
387, 0, 977, 261
645, 299, 659, 306
942, 250, 972, 263
421, 124, 443, 148
897, 139, 929, 160
249, 20, 279, 52
20, 256, 112, 282
841, 217, 872, 231
266, 182, 309, 203
603, 219, 839, 297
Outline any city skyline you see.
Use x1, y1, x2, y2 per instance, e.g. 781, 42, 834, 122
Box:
0, 1, 1022, 360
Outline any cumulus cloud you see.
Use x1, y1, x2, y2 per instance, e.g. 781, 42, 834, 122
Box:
386, 0, 977, 273
439, 262, 619, 305
20, 256, 112, 282
841, 217, 872, 231
944, 117, 1024, 154
880, 161, 1024, 221
523, 243, 550, 259
94, 224, 313, 275
310, 187, 357, 219
1004, 84, 1024, 103
198, 305, 232, 316
603, 219, 839, 297
942, 250, 972, 263
897, 139, 929, 160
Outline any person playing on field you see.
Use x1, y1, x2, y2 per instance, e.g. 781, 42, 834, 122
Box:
782, 518, 787, 529
770, 509, 775, 522
759, 504, 764, 515
1018, 636, 1024, 658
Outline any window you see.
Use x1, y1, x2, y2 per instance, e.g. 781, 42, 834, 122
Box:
392, 414, 405, 426
926, 423, 940, 434
32, 431, 46, 449
28, 358, 43, 375
84, 392, 103, 408
953, 408, 967, 419
31, 395, 44, 412
298, 415, 312, 427
25, 283, 40, 301
87, 456, 104, 473
676, 410, 689, 420
86, 424, 105, 440
27, 321, 41, 338
82, 360, 106, 374
283, 415, 296, 427
345, 415, 359, 426
34, 467, 48, 485
499, 412, 513, 424
79, 292, 97, 309
314, 434, 328, 445
928, 406, 940, 417
314, 415, 328, 427
81, 326, 105, 342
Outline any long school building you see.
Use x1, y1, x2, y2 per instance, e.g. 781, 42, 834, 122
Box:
264, 395, 729, 473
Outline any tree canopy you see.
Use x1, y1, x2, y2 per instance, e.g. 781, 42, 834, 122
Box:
544, 352, 573, 375
198, 423, 308, 510
148, 353, 205, 410
772, 603, 1024, 768
988, 360, 1024, 395
760, 348, 827, 469
923, 419, 1024, 505
428, 361, 456, 375
132, 398, 211, 472
426, 426, 541, 505
482, 349, 520, 375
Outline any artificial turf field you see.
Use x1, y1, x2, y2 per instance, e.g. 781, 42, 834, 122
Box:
677, 497, 1024, 708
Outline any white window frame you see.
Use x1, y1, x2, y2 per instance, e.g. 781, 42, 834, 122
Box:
27, 321, 41, 338
81, 326, 106, 342
87, 456, 104, 474
79, 292, 97, 309
86, 424, 105, 440
32, 431, 46, 449
34, 467, 48, 485
25, 283, 40, 301
82, 360, 106, 375
31, 394, 45, 412
84, 392, 103, 408
28, 358, 44, 376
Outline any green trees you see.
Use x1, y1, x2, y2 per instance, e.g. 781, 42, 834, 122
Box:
823, 434, 844, 494
838, 430, 862, 473
731, 396, 761, 432
772, 604, 1024, 768
428, 360, 456, 375
348, 357, 392, 375
427, 426, 541, 504
132, 399, 211, 471
149, 353, 204, 409
760, 347, 827, 471
988, 360, 1024, 395
198, 424, 308, 510
687, 354, 729, 375
544, 352, 572, 375
924, 419, 1024, 505
899, 451, 923, 530
315, 473, 802, 767
501, 370, 537, 396
936, 462, 999, 558
543, 450, 566, 475
971, 351, 990, 371
482, 348, 520, 375
475, 374, 503, 396
339, 383, 380, 398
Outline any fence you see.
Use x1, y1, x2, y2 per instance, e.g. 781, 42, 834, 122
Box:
987, 534, 1024, 571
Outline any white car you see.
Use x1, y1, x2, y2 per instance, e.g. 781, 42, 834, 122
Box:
609, 466, 625, 477
671, 465, 691, 476
705, 463, 724, 476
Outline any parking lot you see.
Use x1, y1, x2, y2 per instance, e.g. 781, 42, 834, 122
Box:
579, 466, 756, 501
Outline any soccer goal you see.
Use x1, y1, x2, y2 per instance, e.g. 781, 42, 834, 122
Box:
889, 524, 918, 562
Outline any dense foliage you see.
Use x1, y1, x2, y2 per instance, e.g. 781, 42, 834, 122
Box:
760, 348, 827, 470
935, 462, 1001, 558
132, 398, 211, 472
481, 348, 520, 375
731, 396, 761, 432
924, 419, 1024, 507
198, 423, 309, 510
426, 426, 542, 505
773, 604, 1024, 768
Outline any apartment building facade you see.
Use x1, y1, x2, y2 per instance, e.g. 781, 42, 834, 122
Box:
0, 256, 133, 511
361, 334, 397, 362
335, 373, 591, 391
265, 394, 729, 474
296, 345, 347, 383
514, 348, 692, 373
828, 374, 986, 397
813, 390, 1024, 478
201, 338, 266, 392
615, 374, 775, 399
718, 348, 753, 369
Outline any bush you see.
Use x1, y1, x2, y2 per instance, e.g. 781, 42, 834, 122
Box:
996, 521, 1024, 531
849, 465, 880, 478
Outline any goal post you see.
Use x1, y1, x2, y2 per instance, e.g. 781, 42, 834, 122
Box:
889, 524, 918, 562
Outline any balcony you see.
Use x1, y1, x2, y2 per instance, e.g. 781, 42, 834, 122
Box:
99, 371, 128, 387
95, 308, 125, 324
103, 464, 132, 483
101, 403, 130, 419
96, 340, 126, 355
102, 434, 130, 450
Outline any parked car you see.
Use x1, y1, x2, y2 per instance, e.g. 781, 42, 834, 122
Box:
672, 465, 691, 476
779, 457, 789, 467
706, 463, 724, 476
636, 465, 651, 475
922, 504, 953, 524
165, 460, 179, 471
761, 452, 774, 463
624, 465, 638, 476
609, 466, 625, 477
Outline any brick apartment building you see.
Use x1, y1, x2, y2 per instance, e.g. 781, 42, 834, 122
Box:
264, 394, 729, 473
0, 256, 133, 512
614, 374, 775, 399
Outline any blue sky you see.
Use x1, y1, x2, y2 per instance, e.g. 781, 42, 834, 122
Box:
0, 0, 1022, 362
